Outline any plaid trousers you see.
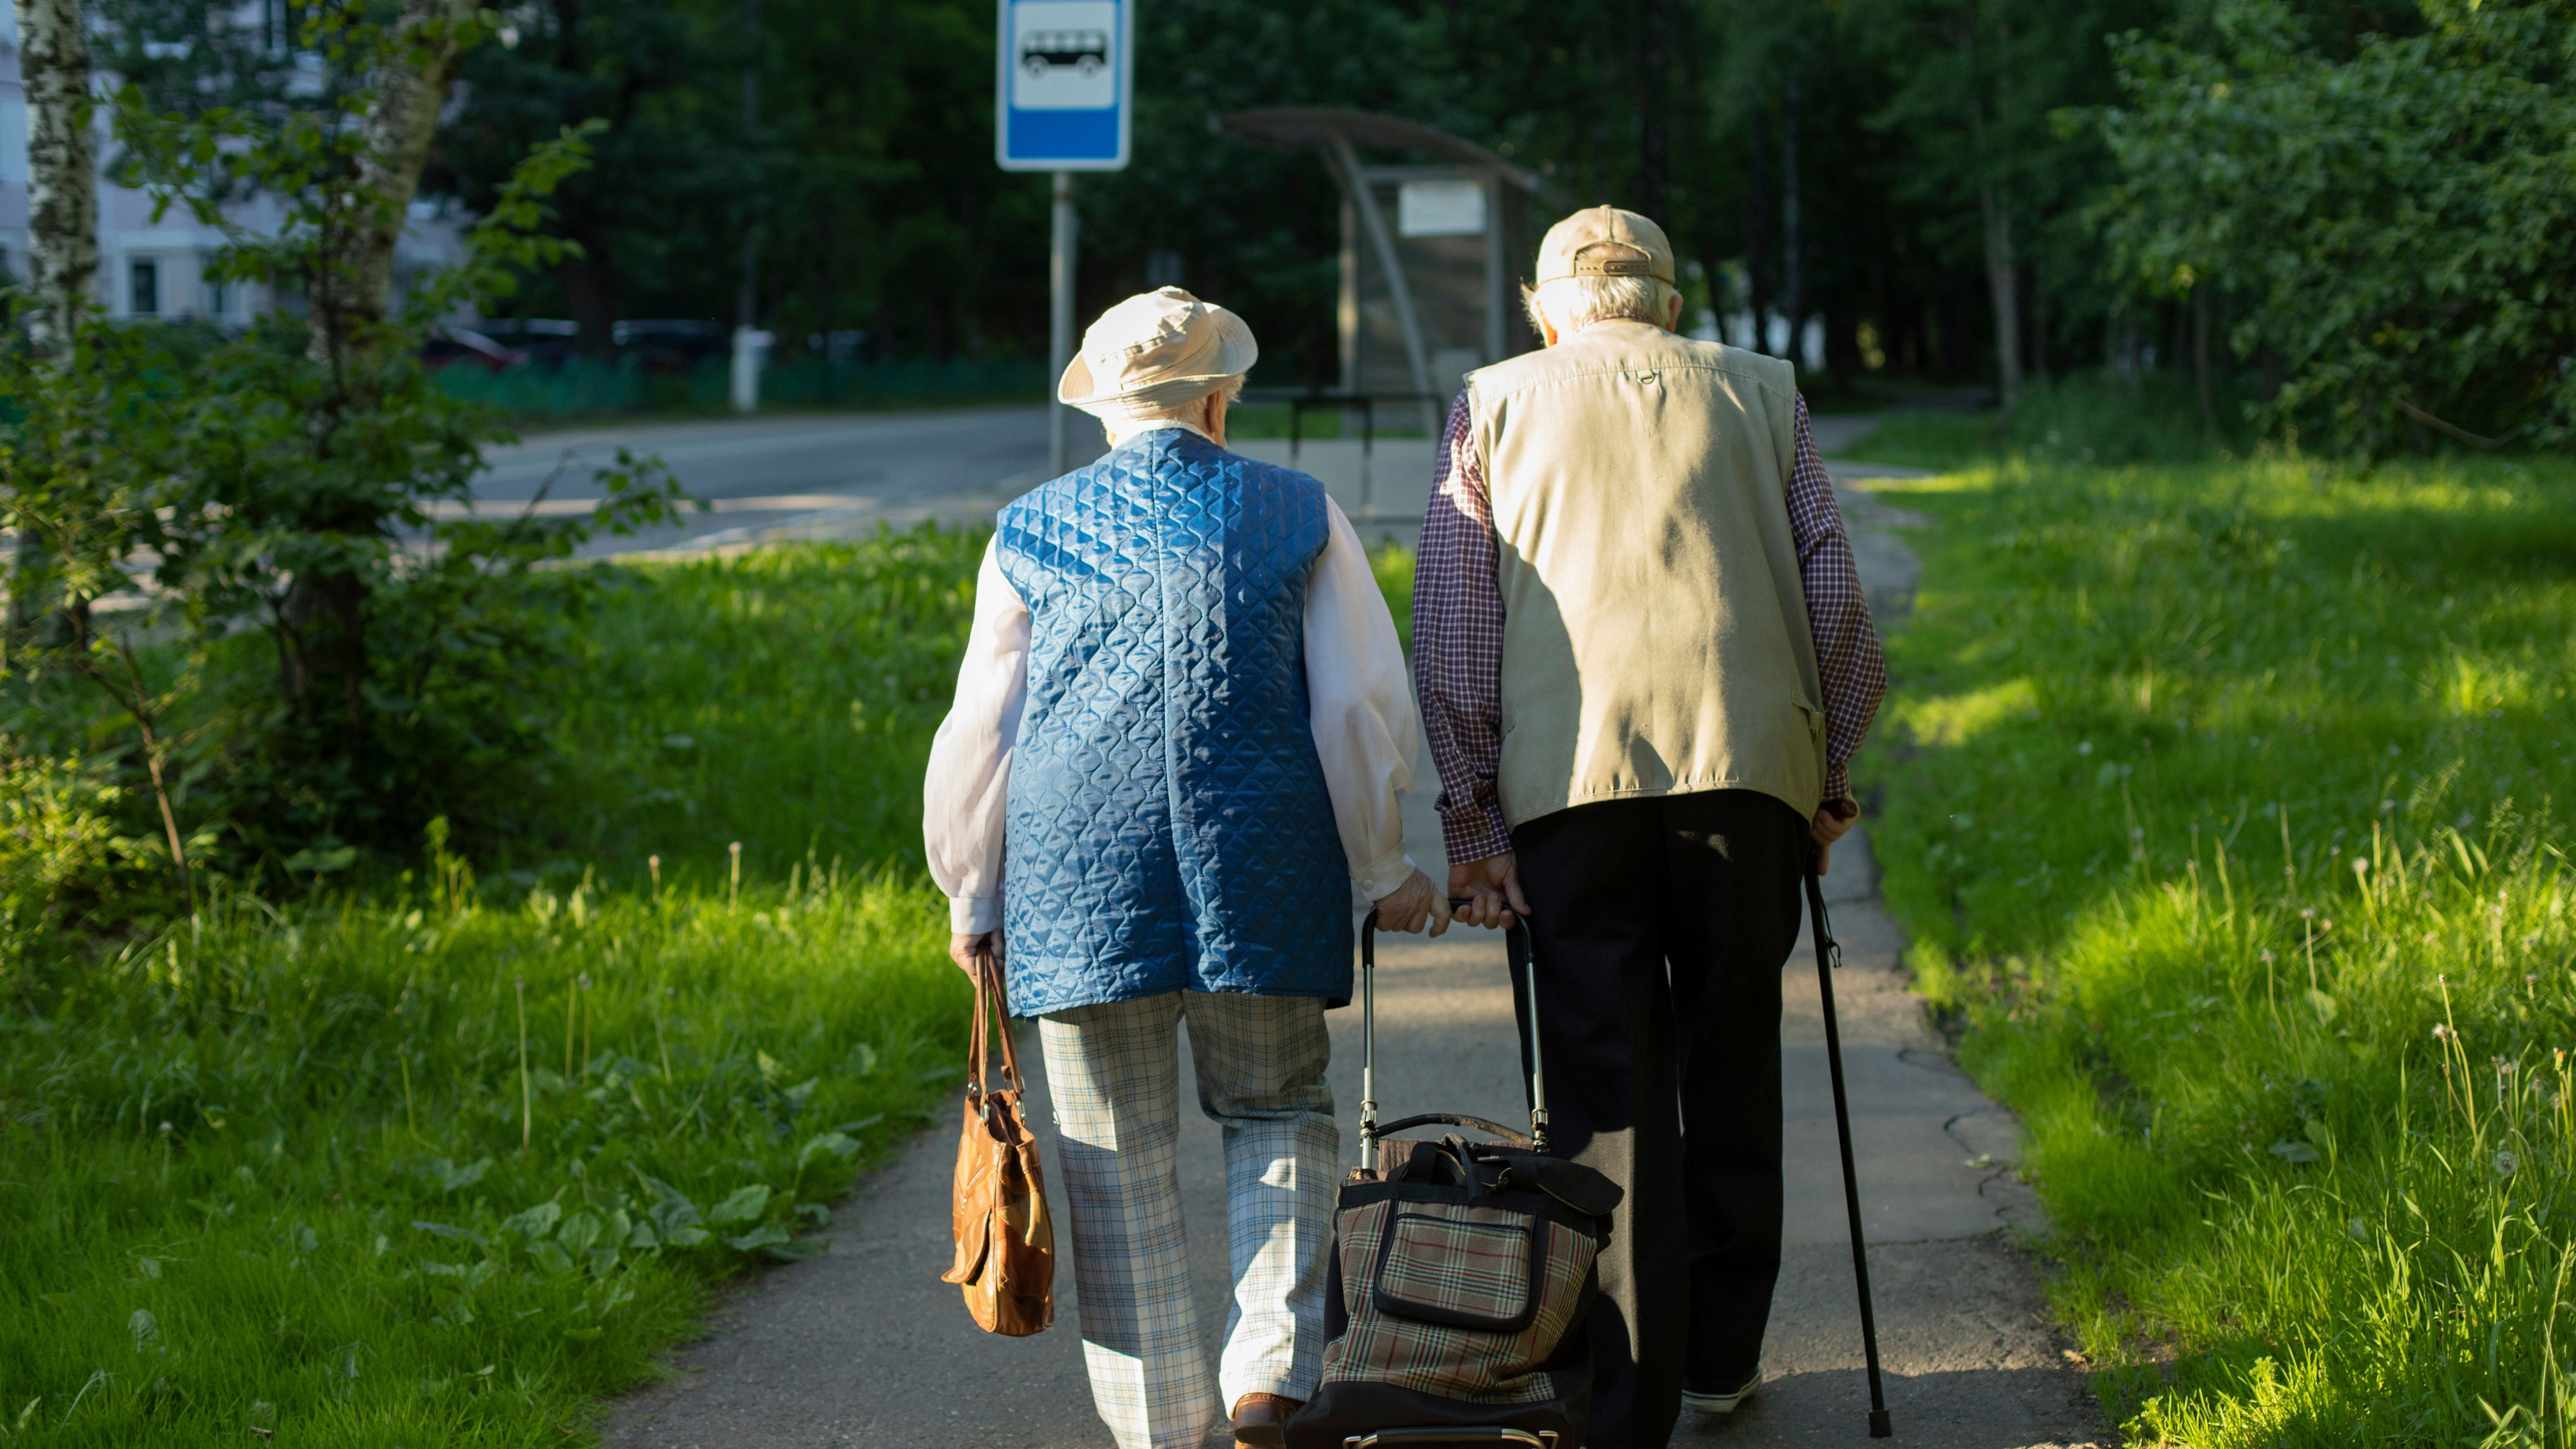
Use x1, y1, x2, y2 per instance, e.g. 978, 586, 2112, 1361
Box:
1039, 990, 1339, 1449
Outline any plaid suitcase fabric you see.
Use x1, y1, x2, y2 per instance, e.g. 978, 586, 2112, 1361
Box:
1375, 1205, 1543, 1331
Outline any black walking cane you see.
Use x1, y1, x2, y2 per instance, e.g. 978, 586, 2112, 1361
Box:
1806, 850, 1894, 1438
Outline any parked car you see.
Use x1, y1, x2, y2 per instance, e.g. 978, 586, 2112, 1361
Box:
475, 318, 580, 368
611, 319, 729, 373
421, 326, 527, 372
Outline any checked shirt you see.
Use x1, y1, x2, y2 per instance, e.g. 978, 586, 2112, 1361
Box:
1415, 386, 1888, 866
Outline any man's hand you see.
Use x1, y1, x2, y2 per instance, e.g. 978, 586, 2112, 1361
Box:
949, 930, 1002, 978
1811, 798, 1859, 875
1447, 852, 1531, 929
1372, 868, 1451, 936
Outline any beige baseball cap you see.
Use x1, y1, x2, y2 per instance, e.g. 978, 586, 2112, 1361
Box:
1533, 205, 1676, 286
1058, 286, 1258, 416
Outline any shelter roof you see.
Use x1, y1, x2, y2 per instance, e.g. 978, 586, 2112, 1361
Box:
1213, 107, 1550, 196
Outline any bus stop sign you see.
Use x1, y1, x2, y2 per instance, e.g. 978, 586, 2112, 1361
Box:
994, 0, 1132, 171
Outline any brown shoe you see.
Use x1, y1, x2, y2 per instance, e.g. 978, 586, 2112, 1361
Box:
1231, 1392, 1302, 1449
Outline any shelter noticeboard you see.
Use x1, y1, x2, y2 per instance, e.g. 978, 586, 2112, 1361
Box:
994, 0, 1132, 171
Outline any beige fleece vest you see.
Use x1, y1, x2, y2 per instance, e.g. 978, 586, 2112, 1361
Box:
1467, 320, 1826, 829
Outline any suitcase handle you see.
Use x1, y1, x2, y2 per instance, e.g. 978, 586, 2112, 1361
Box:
1341, 1430, 1558, 1447
1358, 901, 1550, 1172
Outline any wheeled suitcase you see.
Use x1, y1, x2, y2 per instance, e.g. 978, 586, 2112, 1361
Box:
1287, 907, 1623, 1449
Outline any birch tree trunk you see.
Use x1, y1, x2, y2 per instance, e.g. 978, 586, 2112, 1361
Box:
307, 0, 477, 376
8, 0, 95, 641
15, 0, 97, 352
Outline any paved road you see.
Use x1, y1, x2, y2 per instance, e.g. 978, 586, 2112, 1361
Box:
600, 422, 2105, 1448
466, 407, 1109, 555
454, 403, 1910, 558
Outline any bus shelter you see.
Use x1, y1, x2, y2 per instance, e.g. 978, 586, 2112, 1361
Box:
1215, 108, 1557, 428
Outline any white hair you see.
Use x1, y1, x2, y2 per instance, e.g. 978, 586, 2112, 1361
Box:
1523, 275, 1678, 336
1095, 374, 1245, 442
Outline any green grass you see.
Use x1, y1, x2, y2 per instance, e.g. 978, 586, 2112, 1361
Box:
543, 528, 988, 883
1863, 453, 2576, 1444
0, 531, 990, 1445
1370, 540, 1415, 651
1224, 403, 1430, 442
1834, 372, 2258, 472
1833, 410, 2001, 470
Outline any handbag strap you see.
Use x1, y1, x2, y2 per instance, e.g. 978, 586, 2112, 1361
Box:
967, 948, 1024, 1100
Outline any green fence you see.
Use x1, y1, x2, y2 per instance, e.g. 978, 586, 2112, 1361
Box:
435, 355, 1049, 417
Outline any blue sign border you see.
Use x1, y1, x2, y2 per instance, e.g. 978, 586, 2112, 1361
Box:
994, 0, 1132, 172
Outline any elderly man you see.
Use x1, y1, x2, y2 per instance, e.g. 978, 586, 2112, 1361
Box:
1416, 209, 1886, 1448
925, 287, 1445, 1449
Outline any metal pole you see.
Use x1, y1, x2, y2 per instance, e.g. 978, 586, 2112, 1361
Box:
1048, 170, 1078, 476
1807, 863, 1893, 1438
730, 0, 762, 415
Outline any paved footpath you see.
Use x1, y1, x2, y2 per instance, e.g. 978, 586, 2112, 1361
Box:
604, 431, 2105, 1448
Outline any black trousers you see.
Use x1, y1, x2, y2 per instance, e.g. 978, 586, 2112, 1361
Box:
1506, 789, 1808, 1449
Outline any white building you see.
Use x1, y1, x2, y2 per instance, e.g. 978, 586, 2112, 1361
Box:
0, 6, 467, 325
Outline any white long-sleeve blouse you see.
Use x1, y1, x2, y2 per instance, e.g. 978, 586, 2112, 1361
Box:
923, 434, 1421, 935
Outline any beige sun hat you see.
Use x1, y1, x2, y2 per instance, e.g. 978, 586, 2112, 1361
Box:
1059, 287, 1258, 418
1533, 205, 1677, 286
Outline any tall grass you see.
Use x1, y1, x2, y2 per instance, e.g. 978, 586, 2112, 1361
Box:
0, 870, 965, 1445
1832, 371, 2258, 472
546, 528, 988, 879
0, 532, 993, 1444
1866, 453, 2576, 1443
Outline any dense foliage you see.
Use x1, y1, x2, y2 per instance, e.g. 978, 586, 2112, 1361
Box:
93, 0, 2568, 451
1865, 449, 2576, 1442
2101, 0, 2576, 456
1, 6, 701, 937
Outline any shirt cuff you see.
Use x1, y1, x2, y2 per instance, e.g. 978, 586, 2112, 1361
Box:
1354, 852, 1417, 904
949, 896, 1002, 934
1823, 763, 1852, 808
1439, 807, 1516, 867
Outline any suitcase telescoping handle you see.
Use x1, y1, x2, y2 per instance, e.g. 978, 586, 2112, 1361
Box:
1356, 900, 1551, 1174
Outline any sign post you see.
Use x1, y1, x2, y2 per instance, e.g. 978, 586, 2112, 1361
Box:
996, 0, 1132, 475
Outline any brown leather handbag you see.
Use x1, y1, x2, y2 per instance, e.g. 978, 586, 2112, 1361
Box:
940, 952, 1055, 1335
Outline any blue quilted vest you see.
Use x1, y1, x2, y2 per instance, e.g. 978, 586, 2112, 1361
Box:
994, 430, 1355, 1018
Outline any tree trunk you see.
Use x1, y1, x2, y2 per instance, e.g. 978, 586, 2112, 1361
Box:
1980, 181, 2021, 408
290, 0, 475, 736
16, 0, 96, 352
562, 236, 620, 357
2028, 264, 2047, 381
1745, 110, 1773, 354
1638, 0, 1669, 224
1966, 4, 2021, 408
736, 0, 760, 330
307, 0, 478, 375
1781, 72, 1802, 366
2193, 283, 2214, 430
8, 0, 96, 642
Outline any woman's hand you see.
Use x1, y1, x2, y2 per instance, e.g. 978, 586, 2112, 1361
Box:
949, 930, 1003, 978
1371, 868, 1451, 936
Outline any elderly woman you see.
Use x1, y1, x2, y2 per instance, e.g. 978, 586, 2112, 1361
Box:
924, 287, 1444, 1449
